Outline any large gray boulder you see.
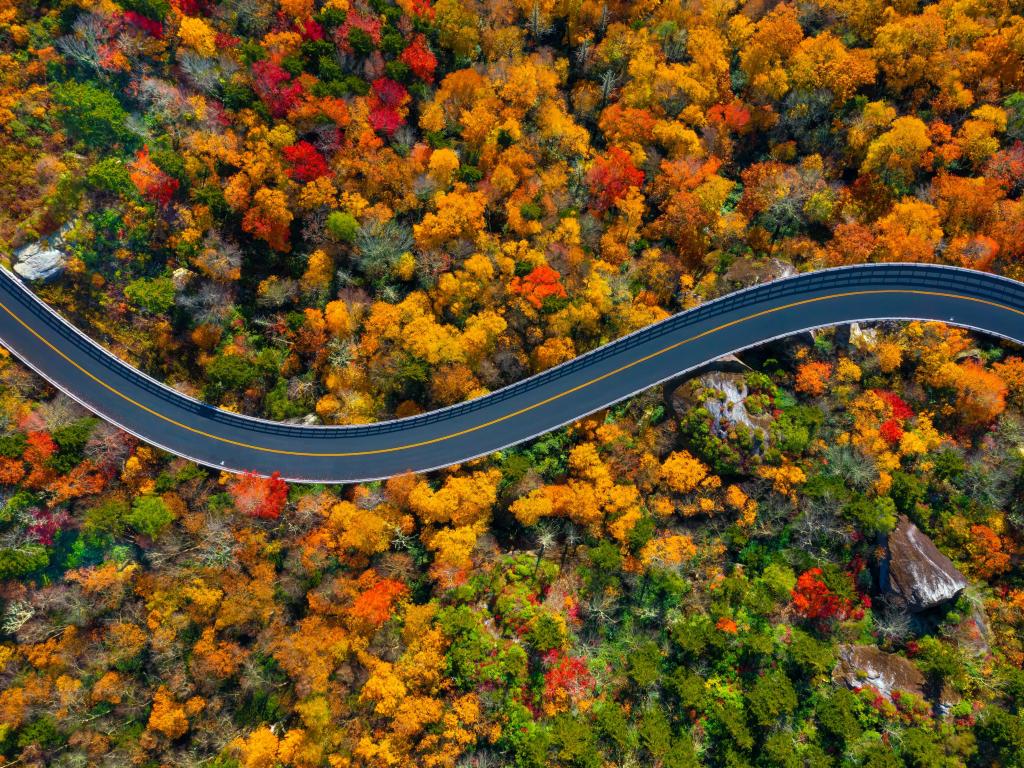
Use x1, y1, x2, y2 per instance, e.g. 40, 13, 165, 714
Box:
833, 644, 925, 702
13, 243, 66, 282
885, 515, 968, 612
12, 221, 75, 282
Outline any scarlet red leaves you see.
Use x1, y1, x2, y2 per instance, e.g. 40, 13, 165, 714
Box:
252, 60, 304, 118
791, 568, 851, 622
130, 147, 179, 207
400, 35, 437, 83
282, 141, 331, 182
586, 147, 645, 212
122, 11, 163, 38
368, 77, 410, 136
229, 471, 289, 519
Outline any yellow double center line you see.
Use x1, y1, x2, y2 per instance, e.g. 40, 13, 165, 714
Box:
0, 288, 1021, 458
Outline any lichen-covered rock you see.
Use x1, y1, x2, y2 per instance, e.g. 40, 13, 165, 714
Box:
846, 322, 880, 351
886, 515, 968, 612
172, 267, 195, 291
833, 644, 925, 702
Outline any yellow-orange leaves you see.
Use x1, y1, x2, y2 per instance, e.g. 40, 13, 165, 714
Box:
231, 726, 280, 768
795, 361, 832, 397
178, 17, 217, 58
639, 534, 697, 566
413, 186, 486, 251
147, 687, 190, 740
660, 450, 717, 495
407, 469, 500, 527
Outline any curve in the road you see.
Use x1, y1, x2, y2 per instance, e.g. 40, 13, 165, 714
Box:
1, 263, 1022, 483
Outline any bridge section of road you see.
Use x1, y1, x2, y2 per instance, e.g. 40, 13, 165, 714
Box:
1, 264, 1022, 482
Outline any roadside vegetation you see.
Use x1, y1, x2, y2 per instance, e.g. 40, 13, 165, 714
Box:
1, 0, 1024, 765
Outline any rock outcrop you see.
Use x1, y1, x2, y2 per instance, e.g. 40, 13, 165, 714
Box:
833, 644, 925, 702
719, 257, 797, 293
12, 221, 74, 282
669, 370, 773, 449
885, 515, 968, 612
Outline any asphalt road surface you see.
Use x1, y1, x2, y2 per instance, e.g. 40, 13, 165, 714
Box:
1, 263, 1022, 483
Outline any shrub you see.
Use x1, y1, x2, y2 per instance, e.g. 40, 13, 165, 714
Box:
125, 277, 176, 314
326, 210, 359, 243
126, 495, 175, 539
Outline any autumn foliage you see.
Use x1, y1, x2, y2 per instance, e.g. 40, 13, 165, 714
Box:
2, 0, 1024, 765
229, 471, 289, 519
791, 568, 851, 623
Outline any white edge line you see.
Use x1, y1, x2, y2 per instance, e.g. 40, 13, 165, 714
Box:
3, 312, 1021, 484
3, 262, 1018, 433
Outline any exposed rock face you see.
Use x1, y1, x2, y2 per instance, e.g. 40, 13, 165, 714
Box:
12, 221, 74, 282
720, 257, 797, 293
669, 370, 773, 447
172, 267, 195, 291
846, 322, 880, 351
13, 244, 66, 282
951, 607, 991, 657
282, 413, 320, 426
886, 515, 968, 612
833, 644, 925, 702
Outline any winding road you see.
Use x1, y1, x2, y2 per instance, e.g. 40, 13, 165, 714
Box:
1, 263, 1023, 483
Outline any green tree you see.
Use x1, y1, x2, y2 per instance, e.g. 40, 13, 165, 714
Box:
815, 688, 862, 747
53, 81, 133, 148
747, 670, 797, 727
326, 211, 359, 243
126, 495, 175, 539
627, 640, 663, 688
0, 545, 49, 580
83, 497, 131, 539
844, 495, 898, 535
125, 277, 176, 314
972, 709, 1024, 768
205, 355, 260, 399
85, 158, 135, 196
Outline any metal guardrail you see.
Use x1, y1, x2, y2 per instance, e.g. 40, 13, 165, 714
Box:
3, 264, 1022, 442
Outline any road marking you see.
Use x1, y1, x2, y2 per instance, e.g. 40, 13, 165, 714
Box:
0, 288, 1021, 459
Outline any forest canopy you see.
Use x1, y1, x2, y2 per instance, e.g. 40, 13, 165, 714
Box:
1, 0, 1024, 766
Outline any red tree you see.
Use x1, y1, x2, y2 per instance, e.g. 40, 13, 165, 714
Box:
509, 265, 568, 309
586, 147, 645, 211
368, 77, 409, 136
792, 568, 850, 622
129, 147, 179, 206
348, 577, 409, 630
400, 35, 437, 83
873, 390, 914, 420
543, 650, 594, 701
123, 11, 163, 38
252, 60, 304, 118
880, 418, 904, 444
282, 141, 330, 182
229, 471, 289, 519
